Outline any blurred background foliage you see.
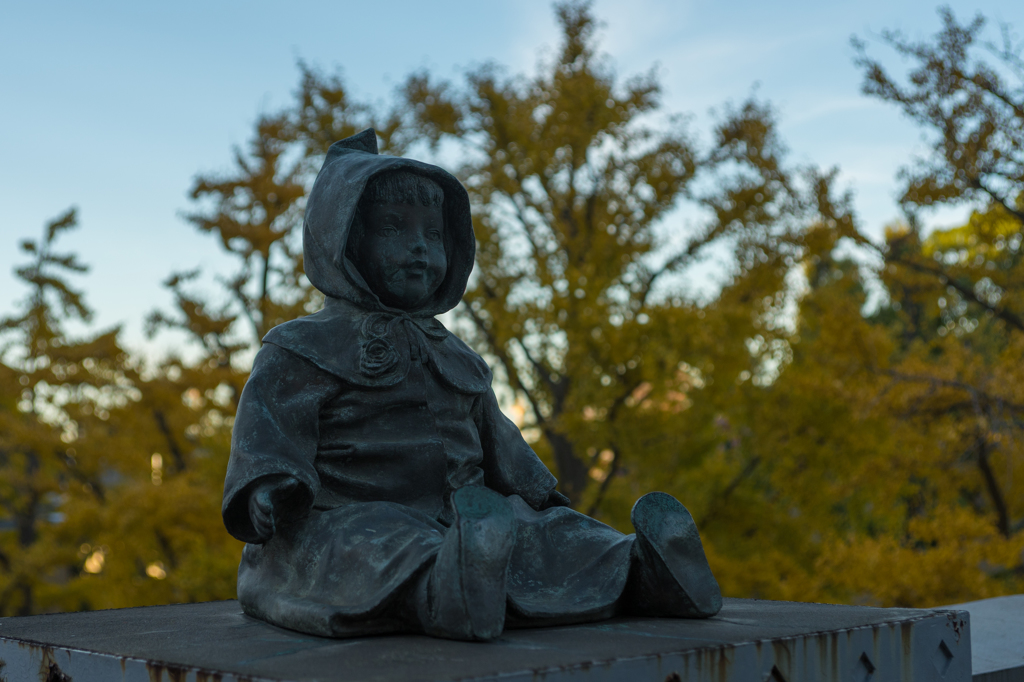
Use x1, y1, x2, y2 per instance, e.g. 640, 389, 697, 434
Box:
2, 1, 1022, 615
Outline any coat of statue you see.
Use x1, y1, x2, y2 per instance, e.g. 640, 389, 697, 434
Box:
222, 129, 722, 641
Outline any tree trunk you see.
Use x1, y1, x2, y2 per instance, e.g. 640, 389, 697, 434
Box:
544, 428, 588, 502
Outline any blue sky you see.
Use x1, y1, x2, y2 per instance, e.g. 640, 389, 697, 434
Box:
2, 0, 1021, 356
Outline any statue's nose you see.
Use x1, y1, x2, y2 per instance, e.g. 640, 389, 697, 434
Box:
409, 230, 428, 254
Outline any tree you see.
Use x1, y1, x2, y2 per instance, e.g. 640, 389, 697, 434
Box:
0, 210, 143, 614
851, 6, 1024, 598
395, 2, 856, 516
711, 230, 1024, 607
10, 1, 1021, 615
0, 210, 246, 616
158, 0, 863, 604
688, 9, 1024, 606
664, 9, 1024, 606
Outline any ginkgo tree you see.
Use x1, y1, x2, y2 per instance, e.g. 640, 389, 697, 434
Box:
393, 3, 857, 515
3, 1, 1023, 615
0, 208, 248, 616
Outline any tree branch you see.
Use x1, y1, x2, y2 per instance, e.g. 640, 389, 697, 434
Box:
972, 176, 1024, 224
975, 435, 1012, 537
152, 409, 186, 473
697, 455, 762, 528
463, 303, 547, 429
884, 251, 1024, 333
880, 369, 1024, 413
585, 445, 619, 517
639, 226, 721, 307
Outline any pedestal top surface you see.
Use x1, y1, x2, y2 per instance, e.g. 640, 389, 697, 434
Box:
0, 598, 960, 682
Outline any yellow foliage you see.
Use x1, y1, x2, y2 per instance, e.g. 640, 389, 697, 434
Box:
3, 2, 1022, 616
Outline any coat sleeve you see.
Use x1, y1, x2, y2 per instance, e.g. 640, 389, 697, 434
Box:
222, 342, 340, 543
475, 388, 558, 510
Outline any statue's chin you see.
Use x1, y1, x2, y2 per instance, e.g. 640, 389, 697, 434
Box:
380, 293, 426, 311
381, 285, 438, 311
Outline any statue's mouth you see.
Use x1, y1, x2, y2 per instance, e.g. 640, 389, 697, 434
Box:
404, 261, 430, 275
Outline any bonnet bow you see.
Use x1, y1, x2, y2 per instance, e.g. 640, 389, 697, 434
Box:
358, 312, 450, 378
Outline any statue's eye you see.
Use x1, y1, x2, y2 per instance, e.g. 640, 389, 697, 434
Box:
382, 225, 399, 236
427, 230, 442, 242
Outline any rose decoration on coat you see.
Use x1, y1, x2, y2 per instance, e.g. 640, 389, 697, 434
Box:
360, 337, 399, 377
359, 314, 399, 377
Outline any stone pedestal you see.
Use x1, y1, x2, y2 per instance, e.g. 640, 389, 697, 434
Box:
0, 598, 969, 681
946, 595, 1024, 682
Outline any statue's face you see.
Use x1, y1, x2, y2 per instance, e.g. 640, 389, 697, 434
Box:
354, 203, 447, 310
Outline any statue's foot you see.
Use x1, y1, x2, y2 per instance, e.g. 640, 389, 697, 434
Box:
425, 486, 516, 641
628, 492, 722, 618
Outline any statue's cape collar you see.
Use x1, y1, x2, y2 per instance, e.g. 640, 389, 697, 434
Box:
263, 296, 492, 394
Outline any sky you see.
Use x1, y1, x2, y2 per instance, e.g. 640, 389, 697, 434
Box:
2, 0, 1021, 357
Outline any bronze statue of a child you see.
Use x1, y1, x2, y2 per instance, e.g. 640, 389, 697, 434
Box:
222, 129, 721, 641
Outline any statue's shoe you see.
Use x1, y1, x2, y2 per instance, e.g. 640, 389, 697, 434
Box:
629, 492, 722, 618
426, 486, 517, 641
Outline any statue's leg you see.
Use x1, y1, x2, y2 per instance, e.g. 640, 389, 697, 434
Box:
503, 496, 633, 627
626, 492, 722, 618
413, 486, 517, 641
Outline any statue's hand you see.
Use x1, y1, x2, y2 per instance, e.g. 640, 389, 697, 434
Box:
248, 476, 301, 543
541, 489, 571, 510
